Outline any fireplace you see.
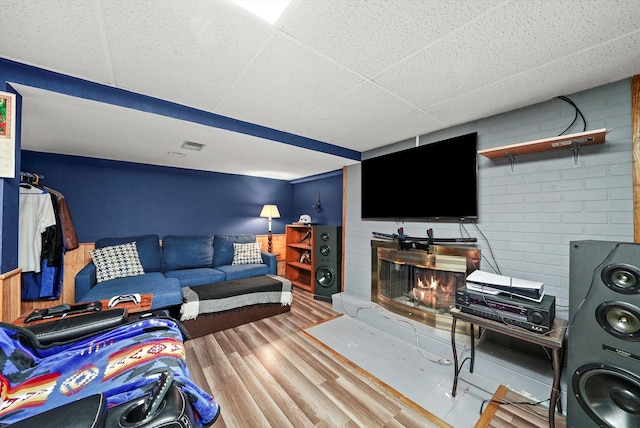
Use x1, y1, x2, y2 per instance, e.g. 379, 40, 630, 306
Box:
371, 240, 480, 332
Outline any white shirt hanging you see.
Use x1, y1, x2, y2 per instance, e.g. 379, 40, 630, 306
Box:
19, 186, 57, 273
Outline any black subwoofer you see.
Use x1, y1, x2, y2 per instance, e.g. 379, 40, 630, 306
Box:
313, 225, 342, 302
568, 240, 640, 427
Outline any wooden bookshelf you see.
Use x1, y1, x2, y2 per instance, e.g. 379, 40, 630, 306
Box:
285, 224, 314, 292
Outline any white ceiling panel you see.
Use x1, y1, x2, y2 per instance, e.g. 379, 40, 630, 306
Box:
280, 0, 503, 77
2, 0, 640, 180
0, 0, 112, 83
216, 32, 363, 130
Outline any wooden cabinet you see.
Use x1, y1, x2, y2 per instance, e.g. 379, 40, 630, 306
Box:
285, 224, 314, 292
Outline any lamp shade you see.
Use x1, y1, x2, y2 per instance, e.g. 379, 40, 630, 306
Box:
260, 204, 280, 219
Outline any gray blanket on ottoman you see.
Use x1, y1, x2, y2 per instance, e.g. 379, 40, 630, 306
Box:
180, 274, 293, 321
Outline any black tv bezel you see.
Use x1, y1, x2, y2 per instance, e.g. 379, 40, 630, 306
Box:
360, 132, 478, 222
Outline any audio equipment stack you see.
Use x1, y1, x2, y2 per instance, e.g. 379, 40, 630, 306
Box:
455, 288, 555, 333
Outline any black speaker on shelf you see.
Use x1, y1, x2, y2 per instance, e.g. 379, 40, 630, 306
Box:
568, 240, 640, 428
313, 226, 342, 302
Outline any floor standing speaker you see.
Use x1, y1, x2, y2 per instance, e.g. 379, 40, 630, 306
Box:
568, 240, 640, 428
313, 226, 342, 302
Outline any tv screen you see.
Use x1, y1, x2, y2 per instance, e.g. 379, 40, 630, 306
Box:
361, 132, 478, 221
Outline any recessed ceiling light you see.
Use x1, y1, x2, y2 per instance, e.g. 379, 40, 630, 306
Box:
232, 1, 291, 25
168, 151, 186, 157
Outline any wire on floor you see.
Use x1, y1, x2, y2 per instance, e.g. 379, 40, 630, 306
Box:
479, 396, 550, 415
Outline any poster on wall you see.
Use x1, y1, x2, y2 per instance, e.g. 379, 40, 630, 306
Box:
0, 91, 16, 178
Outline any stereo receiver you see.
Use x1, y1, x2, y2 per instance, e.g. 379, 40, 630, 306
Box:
455, 288, 555, 333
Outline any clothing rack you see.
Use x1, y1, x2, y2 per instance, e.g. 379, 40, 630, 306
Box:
19, 171, 44, 185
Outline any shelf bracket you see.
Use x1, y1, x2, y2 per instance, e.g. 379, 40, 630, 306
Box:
571, 140, 581, 167
506, 152, 516, 172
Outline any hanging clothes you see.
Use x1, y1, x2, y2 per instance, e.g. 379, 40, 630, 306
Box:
44, 186, 79, 251
18, 185, 56, 273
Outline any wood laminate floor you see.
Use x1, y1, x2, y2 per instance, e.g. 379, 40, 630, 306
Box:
184, 289, 449, 428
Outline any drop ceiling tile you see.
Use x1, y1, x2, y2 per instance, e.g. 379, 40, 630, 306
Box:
216, 32, 364, 131
288, 81, 426, 147
101, 0, 273, 111
280, 0, 502, 77
376, 0, 640, 110
423, 32, 640, 129
332, 109, 447, 152
0, 0, 112, 83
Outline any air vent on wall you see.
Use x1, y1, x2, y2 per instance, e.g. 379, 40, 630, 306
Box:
181, 141, 206, 151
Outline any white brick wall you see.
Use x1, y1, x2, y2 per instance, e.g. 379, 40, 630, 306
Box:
343, 78, 633, 320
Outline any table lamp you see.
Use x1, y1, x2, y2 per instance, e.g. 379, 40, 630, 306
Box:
260, 204, 280, 252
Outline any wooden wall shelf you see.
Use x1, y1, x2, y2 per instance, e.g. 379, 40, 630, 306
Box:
478, 128, 608, 160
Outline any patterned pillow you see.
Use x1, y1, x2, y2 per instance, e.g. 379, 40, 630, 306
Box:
231, 242, 263, 265
90, 242, 145, 283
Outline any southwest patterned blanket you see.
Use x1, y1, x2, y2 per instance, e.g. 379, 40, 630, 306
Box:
0, 317, 219, 426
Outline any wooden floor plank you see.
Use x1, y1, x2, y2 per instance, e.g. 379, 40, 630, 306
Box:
184, 290, 449, 427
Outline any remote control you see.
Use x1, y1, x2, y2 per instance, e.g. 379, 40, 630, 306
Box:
142, 369, 174, 419
108, 293, 141, 308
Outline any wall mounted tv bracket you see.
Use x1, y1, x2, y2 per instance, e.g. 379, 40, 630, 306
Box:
372, 227, 477, 252
24, 301, 102, 323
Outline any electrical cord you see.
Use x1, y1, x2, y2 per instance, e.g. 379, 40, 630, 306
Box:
557, 95, 587, 134
461, 222, 501, 275
479, 395, 550, 416
334, 292, 462, 366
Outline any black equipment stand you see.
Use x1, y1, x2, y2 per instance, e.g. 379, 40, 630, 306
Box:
372, 227, 477, 251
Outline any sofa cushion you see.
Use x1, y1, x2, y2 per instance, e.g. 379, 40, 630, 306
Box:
96, 234, 163, 272
90, 242, 145, 283
213, 234, 256, 267
76, 272, 183, 310
162, 235, 213, 271
232, 242, 263, 265
164, 267, 225, 287
215, 264, 272, 281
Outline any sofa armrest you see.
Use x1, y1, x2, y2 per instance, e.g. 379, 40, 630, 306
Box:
261, 251, 277, 274
75, 261, 97, 300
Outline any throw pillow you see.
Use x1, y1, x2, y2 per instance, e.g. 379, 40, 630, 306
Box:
90, 242, 145, 283
232, 242, 263, 265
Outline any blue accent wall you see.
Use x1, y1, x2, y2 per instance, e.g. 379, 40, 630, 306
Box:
21, 151, 299, 242
291, 171, 343, 226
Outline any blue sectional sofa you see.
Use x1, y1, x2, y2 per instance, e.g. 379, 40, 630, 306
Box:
74, 234, 277, 310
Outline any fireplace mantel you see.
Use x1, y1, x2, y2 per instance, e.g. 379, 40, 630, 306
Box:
371, 239, 479, 332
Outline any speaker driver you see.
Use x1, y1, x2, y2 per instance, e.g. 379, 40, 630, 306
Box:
316, 266, 335, 288
595, 301, 640, 340
573, 363, 640, 427
320, 232, 330, 242
601, 263, 640, 294
320, 244, 330, 256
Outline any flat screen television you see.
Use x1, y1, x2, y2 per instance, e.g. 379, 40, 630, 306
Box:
361, 132, 478, 221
